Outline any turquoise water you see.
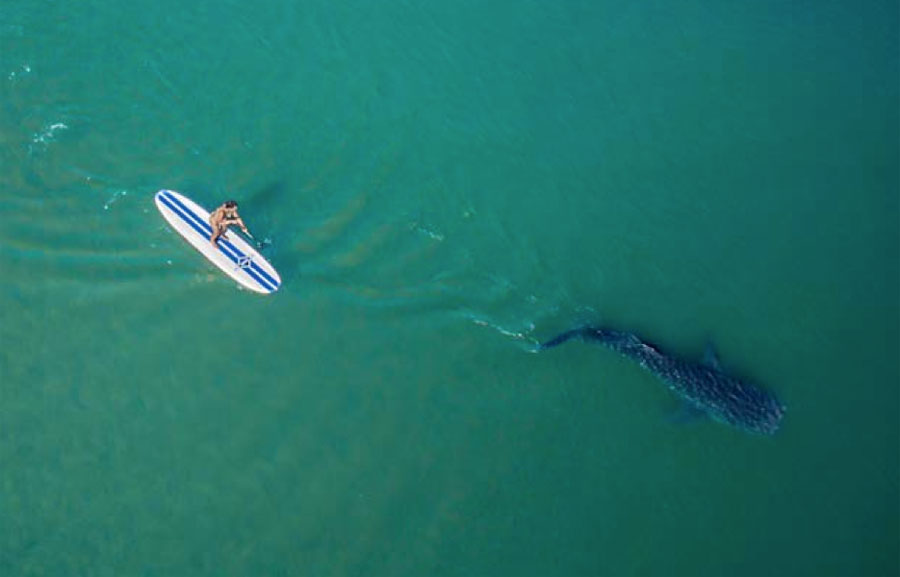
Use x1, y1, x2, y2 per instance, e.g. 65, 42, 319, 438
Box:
1, 0, 897, 575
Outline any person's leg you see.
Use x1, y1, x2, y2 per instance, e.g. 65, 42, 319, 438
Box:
210, 225, 224, 245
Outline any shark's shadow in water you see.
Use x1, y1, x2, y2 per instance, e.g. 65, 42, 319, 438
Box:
540, 326, 786, 435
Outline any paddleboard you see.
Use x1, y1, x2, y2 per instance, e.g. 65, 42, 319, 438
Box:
155, 189, 281, 294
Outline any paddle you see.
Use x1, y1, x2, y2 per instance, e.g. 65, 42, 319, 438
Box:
241, 228, 270, 250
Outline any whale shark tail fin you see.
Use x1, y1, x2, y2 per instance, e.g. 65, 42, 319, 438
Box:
539, 325, 645, 352
538, 326, 597, 350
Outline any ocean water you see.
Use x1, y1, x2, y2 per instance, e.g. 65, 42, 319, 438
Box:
1, 0, 897, 575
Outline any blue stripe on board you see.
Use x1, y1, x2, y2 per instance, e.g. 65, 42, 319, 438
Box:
157, 193, 277, 292
161, 191, 280, 290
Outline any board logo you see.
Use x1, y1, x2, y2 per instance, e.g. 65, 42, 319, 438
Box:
237, 255, 253, 269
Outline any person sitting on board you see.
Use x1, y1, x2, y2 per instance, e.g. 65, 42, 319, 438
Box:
209, 200, 249, 245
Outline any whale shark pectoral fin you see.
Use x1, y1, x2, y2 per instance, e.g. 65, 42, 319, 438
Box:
703, 342, 722, 370
667, 402, 708, 425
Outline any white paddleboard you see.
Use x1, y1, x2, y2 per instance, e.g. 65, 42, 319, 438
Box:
155, 189, 281, 294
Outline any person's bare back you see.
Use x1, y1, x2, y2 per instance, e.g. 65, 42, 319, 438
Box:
209, 200, 248, 245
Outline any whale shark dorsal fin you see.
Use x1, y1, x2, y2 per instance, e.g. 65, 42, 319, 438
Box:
703, 342, 722, 369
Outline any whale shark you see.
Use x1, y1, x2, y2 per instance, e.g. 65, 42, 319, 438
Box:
540, 326, 786, 435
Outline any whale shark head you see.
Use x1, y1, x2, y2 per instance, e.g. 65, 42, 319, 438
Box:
759, 399, 787, 435
734, 391, 786, 435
